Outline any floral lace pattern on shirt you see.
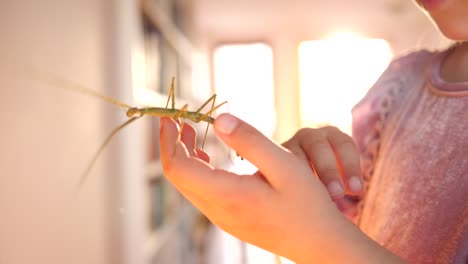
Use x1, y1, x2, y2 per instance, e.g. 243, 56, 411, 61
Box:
351, 50, 432, 224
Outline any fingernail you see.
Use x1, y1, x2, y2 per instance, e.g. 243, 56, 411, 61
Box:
348, 176, 362, 193
327, 181, 344, 197
215, 114, 238, 135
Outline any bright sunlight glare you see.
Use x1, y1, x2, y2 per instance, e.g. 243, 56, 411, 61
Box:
299, 32, 393, 134
213, 43, 275, 139
212, 43, 276, 264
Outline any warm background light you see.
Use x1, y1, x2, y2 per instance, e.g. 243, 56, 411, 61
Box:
213, 43, 276, 138
299, 32, 393, 134
211, 43, 278, 263
213, 43, 275, 173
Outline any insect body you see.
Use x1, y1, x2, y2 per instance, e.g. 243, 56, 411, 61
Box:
126, 106, 215, 124
31, 69, 226, 187
76, 79, 226, 187
126, 107, 214, 123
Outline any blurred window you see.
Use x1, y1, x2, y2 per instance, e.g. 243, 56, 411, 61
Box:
213, 43, 275, 173
213, 43, 275, 136
299, 33, 392, 134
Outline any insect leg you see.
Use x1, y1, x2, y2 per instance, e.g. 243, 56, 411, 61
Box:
200, 95, 217, 149
194, 94, 217, 113
175, 104, 189, 119
197, 101, 228, 122
172, 104, 190, 153
165, 77, 176, 110
77, 115, 143, 189
194, 96, 228, 149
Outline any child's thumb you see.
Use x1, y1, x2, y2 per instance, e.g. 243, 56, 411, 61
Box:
214, 113, 315, 191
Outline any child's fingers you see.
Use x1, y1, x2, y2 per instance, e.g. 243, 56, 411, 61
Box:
214, 114, 315, 191
323, 127, 363, 195
281, 141, 308, 162
335, 195, 359, 221
159, 117, 270, 200
195, 148, 210, 163
179, 122, 211, 162
282, 127, 362, 197
287, 128, 346, 198
180, 122, 197, 156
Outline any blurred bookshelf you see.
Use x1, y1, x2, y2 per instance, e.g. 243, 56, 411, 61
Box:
139, 0, 212, 263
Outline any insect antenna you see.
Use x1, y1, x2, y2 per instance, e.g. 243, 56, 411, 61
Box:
29, 68, 132, 110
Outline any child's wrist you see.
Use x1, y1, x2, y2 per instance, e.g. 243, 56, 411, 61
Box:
274, 206, 346, 263
292, 209, 352, 263
290, 209, 405, 264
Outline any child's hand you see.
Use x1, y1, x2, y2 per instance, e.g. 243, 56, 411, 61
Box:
281, 126, 363, 220
159, 114, 390, 263
282, 126, 363, 197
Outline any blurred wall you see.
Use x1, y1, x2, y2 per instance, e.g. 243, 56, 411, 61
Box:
0, 1, 147, 264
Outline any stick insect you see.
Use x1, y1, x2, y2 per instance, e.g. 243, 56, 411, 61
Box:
33, 71, 227, 187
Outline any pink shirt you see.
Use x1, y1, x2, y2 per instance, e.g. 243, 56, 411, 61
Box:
352, 47, 468, 263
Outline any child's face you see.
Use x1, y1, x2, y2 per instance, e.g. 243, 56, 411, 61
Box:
415, 0, 468, 40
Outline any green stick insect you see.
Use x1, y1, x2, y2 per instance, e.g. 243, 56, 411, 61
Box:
33, 71, 227, 187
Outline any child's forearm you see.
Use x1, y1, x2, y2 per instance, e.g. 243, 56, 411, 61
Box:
291, 211, 407, 264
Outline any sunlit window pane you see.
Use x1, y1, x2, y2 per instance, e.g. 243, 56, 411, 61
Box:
213, 42, 276, 263
213, 43, 275, 139
299, 33, 392, 134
